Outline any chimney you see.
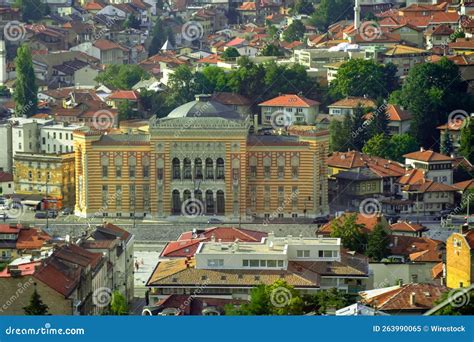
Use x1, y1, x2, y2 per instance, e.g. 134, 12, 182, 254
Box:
394, 236, 398, 246
420, 147, 425, 152
409, 292, 416, 306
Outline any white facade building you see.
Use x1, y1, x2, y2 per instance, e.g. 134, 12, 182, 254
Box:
40, 123, 82, 154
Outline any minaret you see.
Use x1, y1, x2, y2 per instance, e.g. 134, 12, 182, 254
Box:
354, 0, 361, 30
0, 40, 6, 85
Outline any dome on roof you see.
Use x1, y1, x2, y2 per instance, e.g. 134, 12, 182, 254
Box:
166, 94, 243, 120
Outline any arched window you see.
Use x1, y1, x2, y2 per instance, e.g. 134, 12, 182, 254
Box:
216, 158, 225, 180
217, 190, 225, 215
249, 156, 257, 178
172, 190, 181, 214
183, 158, 192, 180
263, 156, 271, 179
205, 158, 214, 180
277, 155, 285, 179
195, 158, 203, 179
194, 189, 203, 203
205, 190, 214, 214
172, 158, 180, 180
183, 189, 191, 202
291, 155, 299, 179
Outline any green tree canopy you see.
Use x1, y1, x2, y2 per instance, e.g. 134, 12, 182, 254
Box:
123, 13, 141, 30
366, 223, 390, 261
302, 288, 352, 314
292, 0, 315, 15
330, 213, 367, 253
24, 288, 49, 315
363, 133, 418, 162
283, 20, 306, 42
329, 59, 398, 100
95, 64, 149, 90
118, 100, 136, 121
309, 0, 354, 31
261, 44, 283, 57
14, 44, 37, 117
110, 291, 128, 315
459, 117, 474, 164
440, 128, 454, 156
390, 58, 470, 149
221, 47, 240, 61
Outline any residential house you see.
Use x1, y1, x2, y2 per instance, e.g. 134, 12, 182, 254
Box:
366, 104, 412, 135
404, 148, 454, 184
425, 24, 455, 50
258, 94, 321, 126
319, 213, 390, 236
70, 39, 130, 65
211, 92, 252, 119
401, 178, 458, 214
328, 97, 377, 116
0, 172, 14, 196
359, 283, 447, 315
390, 221, 428, 237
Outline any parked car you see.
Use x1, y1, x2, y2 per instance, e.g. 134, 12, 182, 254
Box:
35, 211, 47, 219
60, 208, 73, 216
207, 217, 223, 224
312, 216, 329, 224
47, 210, 58, 218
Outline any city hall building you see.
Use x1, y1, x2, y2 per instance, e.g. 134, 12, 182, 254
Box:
74, 95, 329, 219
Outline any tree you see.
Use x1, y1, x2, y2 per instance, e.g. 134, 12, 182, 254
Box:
110, 291, 128, 315
118, 100, 136, 121
440, 128, 454, 156
221, 47, 240, 61
283, 20, 305, 42
21, 0, 48, 22
329, 59, 398, 100
309, 0, 353, 31
165, 65, 197, 109
368, 102, 390, 136
148, 17, 166, 56
303, 288, 352, 314
14, 44, 37, 117
330, 213, 367, 253
459, 118, 474, 164
362, 133, 391, 158
225, 280, 304, 315
391, 58, 469, 149
350, 105, 370, 151
366, 224, 390, 261
24, 288, 49, 315
292, 0, 315, 15
95, 64, 149, 90
261, 44, 283, 57
363, 133, 418, 162
329, 115, 351, 152
123, 13, 141, 30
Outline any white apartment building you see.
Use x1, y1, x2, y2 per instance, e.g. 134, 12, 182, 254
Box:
40, 123, 82, 154
9, 117, 54, 157
404, 148, 454, 185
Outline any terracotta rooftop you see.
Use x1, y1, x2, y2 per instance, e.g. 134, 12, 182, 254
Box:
360, 283, 447, 312
390, 221, 428, 233
34, 259, 81, 297
389, 235, 443, 262
328, 97, 377, 109
403, 149, 453, 162
453, 179, 474, 191
0, 224, 20, 235
259, 94, 320, 108
107, 90, 139, 101
320, 213, 388, 235
0, 171, 13, 182
16, 228, 51, 250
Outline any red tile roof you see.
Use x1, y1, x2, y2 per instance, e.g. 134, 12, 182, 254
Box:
453, 179, 474, 191
426, 24, 454, 36
258, 94, 320, 108
0, 224, 20, 234
54, 244, 103, 270
0, 172, 13, 182
107, 90, 139, 100
83, 1, 104, 10
389, 235, 443, 261
94, 39, 127, 51
319, 213, 388, 235
360, 283, 447, 311
16, 228, 51, 250
403, 149, 453, 162
34, 259, 81, 297
390, 221, 428, 233
328, 97, 377, 109
398, 168, 426, 186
